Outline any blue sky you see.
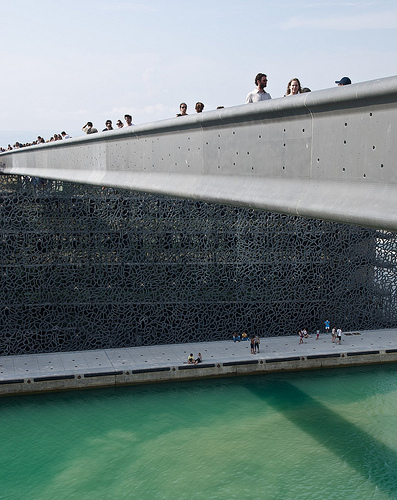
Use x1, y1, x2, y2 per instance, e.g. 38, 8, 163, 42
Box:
0, 0, 396, 145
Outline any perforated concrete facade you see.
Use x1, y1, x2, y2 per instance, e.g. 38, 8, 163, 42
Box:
0, 174, 396, 355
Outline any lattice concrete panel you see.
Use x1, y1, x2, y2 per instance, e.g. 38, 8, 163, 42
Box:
0, 174, 396, 355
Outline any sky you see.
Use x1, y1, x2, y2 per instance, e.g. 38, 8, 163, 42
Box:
0, 0, 396, 146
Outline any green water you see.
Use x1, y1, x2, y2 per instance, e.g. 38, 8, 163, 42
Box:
1, 365, 397, 500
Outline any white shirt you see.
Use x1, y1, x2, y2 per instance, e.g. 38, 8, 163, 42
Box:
246, 89, 272, 103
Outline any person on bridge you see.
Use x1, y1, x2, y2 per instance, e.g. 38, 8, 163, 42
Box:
285, 78, 302, 96
124, 114, 134, 126
82, 122, 98, 134
335, 77, 351, 86
195, 102, 205, 113
176, 103, 188, 116
245, 73, 271, 103
102, 120, 114, 132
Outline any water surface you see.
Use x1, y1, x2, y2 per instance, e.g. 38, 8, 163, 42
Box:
0, 364, 396, 499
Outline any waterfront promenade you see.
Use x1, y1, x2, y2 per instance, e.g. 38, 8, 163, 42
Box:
1, 328, 397, 396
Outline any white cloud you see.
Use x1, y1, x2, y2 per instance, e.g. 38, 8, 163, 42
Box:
282, 9, 397, 30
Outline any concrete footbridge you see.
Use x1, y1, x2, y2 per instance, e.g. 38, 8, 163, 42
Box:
1, 75, 397, 231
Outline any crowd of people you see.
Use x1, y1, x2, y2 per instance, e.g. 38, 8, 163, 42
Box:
1, 73, 351, 152
0, 114, 134, 152
298, 319, 343, 345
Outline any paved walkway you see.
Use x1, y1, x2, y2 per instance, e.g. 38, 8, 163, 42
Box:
1, 329, 396, 385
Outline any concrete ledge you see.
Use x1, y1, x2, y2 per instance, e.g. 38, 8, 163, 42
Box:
1, 333, 397, 396
2, 76, 397, 230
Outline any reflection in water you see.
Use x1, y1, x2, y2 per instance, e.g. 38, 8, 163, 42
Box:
248, 378, 397, 498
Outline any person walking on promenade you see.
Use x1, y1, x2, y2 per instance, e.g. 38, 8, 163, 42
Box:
254, 335, 260, 353
331, 327, 336, 343
246, 73, 271, 103
299, 330, 304, 344
337, 328, 342, 344
250, 336, 255, 354
324, 319, 330, 334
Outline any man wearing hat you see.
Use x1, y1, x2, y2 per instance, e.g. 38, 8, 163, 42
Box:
335, 77, 351, 86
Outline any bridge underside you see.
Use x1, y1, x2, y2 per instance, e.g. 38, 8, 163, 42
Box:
1, 76, 397, 231
0, 174, 396, 356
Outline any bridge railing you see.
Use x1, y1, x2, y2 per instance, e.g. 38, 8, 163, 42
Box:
1, 75, 397, 230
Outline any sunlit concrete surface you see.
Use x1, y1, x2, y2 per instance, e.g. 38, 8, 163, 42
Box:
1, 76, 397, 230
0, 329, 396, 395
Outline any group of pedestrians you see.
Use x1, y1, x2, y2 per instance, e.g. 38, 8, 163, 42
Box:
245, 72, 351, 103
1, 114, 134, 152
1, 131, 72, 152
299, 319, 343, 345
176, 101, 207, 116
232, 332, 260, 354
81, 114, 134, 135
1, 73, 352, 151
325, 319, 343, 344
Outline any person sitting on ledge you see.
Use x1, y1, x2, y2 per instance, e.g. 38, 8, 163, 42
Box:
241, 332, 248, 341
233, 332, 240, 342
188, 353, 195, 364
195, 353, 202, 364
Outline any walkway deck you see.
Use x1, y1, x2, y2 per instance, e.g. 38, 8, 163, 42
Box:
1, 328, 397, 395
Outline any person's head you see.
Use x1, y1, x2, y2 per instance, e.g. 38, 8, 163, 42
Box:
105, 120, 113, 130
179, 103, 187, 115
335, 77, 351, 86
301, 87, 311, 93
116, 120, 123, 128
124, 114, 132, 126
86, 122, 93, 128
255, 73, 268, 89
286, 78, 302, 95
195, 102, 204, 113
